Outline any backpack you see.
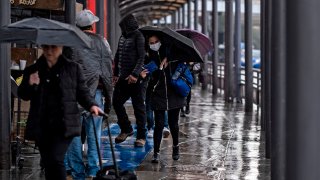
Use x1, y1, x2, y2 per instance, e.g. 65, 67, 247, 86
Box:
171, 63, 194, 97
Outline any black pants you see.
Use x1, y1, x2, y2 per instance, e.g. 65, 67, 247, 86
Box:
153, 108, 180, 153
37, 132, 72, 180
187, 89, 191, 106
113, 79, 147, 139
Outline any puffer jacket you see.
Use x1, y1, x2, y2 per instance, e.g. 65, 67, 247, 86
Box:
73, 32, 113, 113
114, 15, 145, 79
18, 55, 97, 141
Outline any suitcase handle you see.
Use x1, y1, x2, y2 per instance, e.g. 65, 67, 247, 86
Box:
92, 112, 120, 178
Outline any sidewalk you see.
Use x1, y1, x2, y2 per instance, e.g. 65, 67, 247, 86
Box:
136, 87, 270, 179
1, 86, 270, 180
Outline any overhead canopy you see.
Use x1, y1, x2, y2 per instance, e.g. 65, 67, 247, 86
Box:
119, 0, 188, 23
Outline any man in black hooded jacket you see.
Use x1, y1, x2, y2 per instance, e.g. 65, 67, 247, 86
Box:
112, 14, 147, 147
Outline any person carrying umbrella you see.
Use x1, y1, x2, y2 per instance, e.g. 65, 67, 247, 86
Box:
18, 44, 102, 180
0, 16, 102, 180
64, 9, 114, 180
143, 34, 186, 163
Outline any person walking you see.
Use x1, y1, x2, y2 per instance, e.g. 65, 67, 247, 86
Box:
64, 9, 113, 180
145, 35, 186, 163
142, 42, 170, 139
18, 44, 102, 180
112, 14, 147, 147
180, 62, 202, 117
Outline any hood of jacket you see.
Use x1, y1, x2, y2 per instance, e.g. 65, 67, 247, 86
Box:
119, 15, 139, 36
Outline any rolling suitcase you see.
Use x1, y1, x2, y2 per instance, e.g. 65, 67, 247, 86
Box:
93, 112, 137, 180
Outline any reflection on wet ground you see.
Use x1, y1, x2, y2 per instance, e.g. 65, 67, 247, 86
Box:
2, 86, 270, 180
136, 87, 270, 179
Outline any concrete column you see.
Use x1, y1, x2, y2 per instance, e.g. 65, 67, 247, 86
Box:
172, 12, 177, 29
194, 0, 198, 30
164, 16, 167, 26
0, 0, 11, 170
224, 0, 234, 102
107, 0, 116, 53
96, 0, 104, 36
211, 0, 219, 95
201, 0, 208, 90
187, 0, 191, 28
271, 0, 286, 179
182, 4, 185, 28
244, 0, 253, 111
177, 8, 181, 29
65, 0, 76, 24
286, 0, 320, 179
234, 0, 241, 102
262, 0, 272, 159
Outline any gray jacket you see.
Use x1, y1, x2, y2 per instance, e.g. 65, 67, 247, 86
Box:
73, 32, 113, 113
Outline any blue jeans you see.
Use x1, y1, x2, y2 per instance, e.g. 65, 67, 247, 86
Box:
146, 109, 169, 130
65, 90, 103, 179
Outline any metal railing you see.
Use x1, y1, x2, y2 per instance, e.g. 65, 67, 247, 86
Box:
207, 62, 261, 106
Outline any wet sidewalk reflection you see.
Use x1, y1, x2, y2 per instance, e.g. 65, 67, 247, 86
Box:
2, 86, 270, 180
136, 87, 270, 180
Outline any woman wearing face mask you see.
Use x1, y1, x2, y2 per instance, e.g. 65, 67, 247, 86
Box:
145, 35, 186, 163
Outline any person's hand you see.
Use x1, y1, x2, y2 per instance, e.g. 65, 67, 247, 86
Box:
90, 105, 103, 116
125, 75, 138, 84
140, 69, 149, 79
112, 76, 119, 86
159, 57, 168, 70
29, 71, 40, 85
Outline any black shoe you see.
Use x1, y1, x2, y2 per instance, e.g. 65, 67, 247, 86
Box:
172, 146, 180, 160
180, 110, 186, 117
185, 106, 190, 114
151, 153, 159, 163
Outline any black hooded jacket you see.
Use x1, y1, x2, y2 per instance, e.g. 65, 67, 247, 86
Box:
114, 15, 145, 79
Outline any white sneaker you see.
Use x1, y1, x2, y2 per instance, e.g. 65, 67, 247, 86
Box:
147, 129, 154, 138
163, 127, 170, 138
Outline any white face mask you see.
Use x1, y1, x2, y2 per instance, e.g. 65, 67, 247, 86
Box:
149, 42, 161, 51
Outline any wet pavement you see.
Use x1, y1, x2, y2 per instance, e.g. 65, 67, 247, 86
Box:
1, 86, 270, 180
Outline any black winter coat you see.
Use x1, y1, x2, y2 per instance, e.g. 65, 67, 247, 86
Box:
18, 55, 97, 141
148, 48, 186, 110
114, 15, 145, 79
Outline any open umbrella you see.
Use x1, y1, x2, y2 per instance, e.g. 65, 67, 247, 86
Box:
0, 17, 91, 48
176, 29, 213, 57
139, 26, 203, 62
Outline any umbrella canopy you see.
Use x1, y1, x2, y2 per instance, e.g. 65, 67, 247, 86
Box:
0, 17, 91, 48
139, 26, 203, 62
176, 29, 213, 57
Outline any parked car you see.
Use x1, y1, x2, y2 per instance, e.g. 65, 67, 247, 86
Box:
240, 49, 261, 69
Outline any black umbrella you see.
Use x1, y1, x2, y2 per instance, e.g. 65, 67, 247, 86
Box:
0, 17, 91, 48
139, 26, 203, 62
